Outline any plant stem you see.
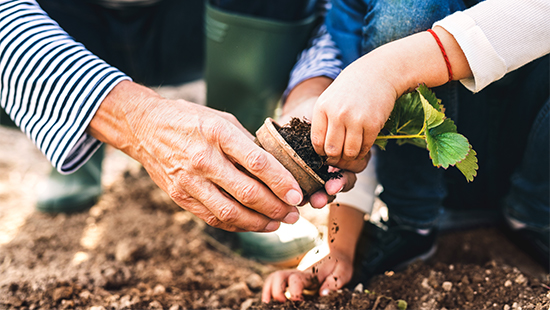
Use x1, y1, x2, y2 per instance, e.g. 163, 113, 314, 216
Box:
375, 134, 424, 140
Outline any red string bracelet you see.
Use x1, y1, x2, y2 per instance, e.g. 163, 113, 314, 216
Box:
427, 28, 453, 82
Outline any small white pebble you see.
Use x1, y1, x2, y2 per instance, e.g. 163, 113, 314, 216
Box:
153, 284, 166, 295
503, 304, 510, 310
449, 265, 454, 271
442, 281, 453, 292
422, 278, 431, 289
504, 280, 512, 287
485, 269, 492, 274
515, 274, 526, 284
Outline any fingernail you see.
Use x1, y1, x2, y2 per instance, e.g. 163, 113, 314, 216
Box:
264, 221, 280, 232
285, 189, 302, 206
283, 211, 299, 224
321, 289, 330, 296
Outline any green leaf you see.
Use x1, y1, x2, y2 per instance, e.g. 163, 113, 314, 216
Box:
381, 92, 424, 136
396, 137, 426, 149
374, 139, 388, 150
431, 117, 458, 134
419, 90, 445, 129
426, 124, 470, 169
456, 147, 478, 182
426, 119, 471, 169
375, 84, 478, 180
397, 299, 408, 310
416, 84, 442, 111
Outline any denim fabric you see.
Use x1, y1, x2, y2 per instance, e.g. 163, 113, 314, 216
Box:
326, 0, 469, 67
37, 0, 205, 86
503, 97, 549, 230
327, 0, 549, 230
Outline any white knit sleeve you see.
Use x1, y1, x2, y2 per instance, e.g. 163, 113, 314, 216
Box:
434, 0, 550, 92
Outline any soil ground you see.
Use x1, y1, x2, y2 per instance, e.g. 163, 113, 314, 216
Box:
1, 81, 549, 310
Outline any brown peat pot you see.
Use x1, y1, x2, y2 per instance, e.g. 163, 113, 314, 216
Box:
255, 118, 325, 196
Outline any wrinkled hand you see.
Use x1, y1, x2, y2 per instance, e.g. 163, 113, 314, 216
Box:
262, 250, 354, 303
90, 81, 304, 232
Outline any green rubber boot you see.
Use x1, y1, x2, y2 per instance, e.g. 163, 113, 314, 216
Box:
204, 2, 317, 132
36, 146, 104, 214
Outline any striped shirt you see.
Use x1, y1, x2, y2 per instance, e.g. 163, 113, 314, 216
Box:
0, 0, 130, 174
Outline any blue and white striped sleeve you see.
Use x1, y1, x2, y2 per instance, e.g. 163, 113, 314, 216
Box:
282, 2, 344, 102
0, 0, 130, 174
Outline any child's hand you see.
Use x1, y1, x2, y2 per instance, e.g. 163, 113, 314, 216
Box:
261, 250, 354, 303
311, 28, 471, 167
310, 58, 398, 167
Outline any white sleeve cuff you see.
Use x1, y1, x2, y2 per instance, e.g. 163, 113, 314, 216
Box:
434, 11, 506, 93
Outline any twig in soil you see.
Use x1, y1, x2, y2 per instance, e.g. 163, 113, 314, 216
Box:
372, 295, 382, 310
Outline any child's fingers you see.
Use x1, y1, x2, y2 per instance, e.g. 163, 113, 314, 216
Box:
342, 122, 364, 161
319, 262, 353, 296
324, 171, 357, 196
357, 132, 372, 162
338, 171, 358, 193
331, 156, 369, 173
311, 108, 328, 157
270, 272, 292, 302
323, 120, 345, 165
262, 272, 287, 303
287, 273, 307, 301
261, 273, 275, 303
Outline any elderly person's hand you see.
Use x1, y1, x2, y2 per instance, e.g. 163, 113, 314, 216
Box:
88, 80, 305, 232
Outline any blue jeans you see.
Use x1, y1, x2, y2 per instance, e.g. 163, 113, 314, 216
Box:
327, 0, 550, 231
326, 0, 468, 67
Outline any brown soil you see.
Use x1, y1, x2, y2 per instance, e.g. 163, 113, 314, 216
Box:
1, 81, 549, 310
277, 117, 340, 182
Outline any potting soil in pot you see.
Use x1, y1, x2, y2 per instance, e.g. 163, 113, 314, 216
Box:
277, 117, 341, 182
